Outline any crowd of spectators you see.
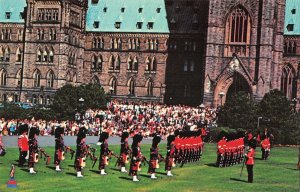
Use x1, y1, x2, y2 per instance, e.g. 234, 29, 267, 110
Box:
0, 101, 218, 138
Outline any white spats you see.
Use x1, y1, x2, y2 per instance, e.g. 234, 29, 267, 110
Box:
121, 167, 127, 173
29, 168, 36, 174
133, 176, 139, 182
167, 171, 173, 177
77, 171, 83, 178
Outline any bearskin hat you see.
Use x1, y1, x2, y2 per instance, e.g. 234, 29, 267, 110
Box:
29, 127, 40, 139
152, 134, 161, 147
132, 134, 143, 147
174, 129, 181, 137
248, 138, 257, 149
54, 126, 64, 138
18, 124, 29, 135
99, 132, 109, 142
121, 131, 129, 142
167, 135, 176, 145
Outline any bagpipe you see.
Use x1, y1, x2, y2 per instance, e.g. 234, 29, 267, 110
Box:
64, 146, 76, 160
0, 145, 6, 156
38, 147, 51, 165
85, 145, 98, 168
114, 149, 132, 167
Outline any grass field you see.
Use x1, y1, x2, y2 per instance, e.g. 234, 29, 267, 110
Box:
0, 143, 298, 192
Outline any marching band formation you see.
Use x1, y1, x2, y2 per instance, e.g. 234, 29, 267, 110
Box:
0, 123, 277, 184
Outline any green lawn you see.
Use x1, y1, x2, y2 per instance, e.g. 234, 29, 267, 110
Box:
0, 144, 298, 192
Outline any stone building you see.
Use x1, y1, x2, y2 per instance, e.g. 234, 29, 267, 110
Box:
0, 0, 299, 107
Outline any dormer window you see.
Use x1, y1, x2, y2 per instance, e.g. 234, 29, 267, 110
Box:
115, 22, 121, 29
136, 22, 143, 29
91, 0, 99, 4
19, 12, 24, 19
138, 8, 143, 13
291, 9, 296, 14
287, 24, 294, 31
156, 8, 161, 13
5, 12, 11, 19
147, 22, 154, 29
121, 7, 125, 12
103, 7, 107, 12
93, 21, 99, 28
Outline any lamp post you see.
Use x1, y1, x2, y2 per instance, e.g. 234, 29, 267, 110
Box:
257, 116, 263, 130
292, 98, 298, 113
78, 97, 85, 121
219, 91, 225, 106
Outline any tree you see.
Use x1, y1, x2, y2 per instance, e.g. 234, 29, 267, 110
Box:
51, 83, 108, 120
217, 92, 257, 131
258, 89, 295, 144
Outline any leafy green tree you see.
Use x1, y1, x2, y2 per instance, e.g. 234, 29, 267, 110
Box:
258, 89, 295, 144
217, 92, 258, 130
51, 83, 108, 120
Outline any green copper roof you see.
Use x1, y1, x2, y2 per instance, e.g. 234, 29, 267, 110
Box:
86, 0, 169, 33
284, 0, 300, 35
0, 0, 26, 23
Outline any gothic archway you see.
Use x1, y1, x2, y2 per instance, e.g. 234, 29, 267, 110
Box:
226, 72, 252, 101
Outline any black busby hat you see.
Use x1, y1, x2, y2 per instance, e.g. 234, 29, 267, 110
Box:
132, 134, 143, 145
18, 124, 29, 135
99, 132, 109, 142
54, 126, 64, 138
248, 138, 257, 149
121, 131, 129, 141
29, 127, 40, 139
152, 134, 161, 146
77, 127, 87, 144
167, 135, 176, 145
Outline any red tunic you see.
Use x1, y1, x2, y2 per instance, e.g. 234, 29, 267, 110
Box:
245, 148, 255, 165
18, 135, 29, 151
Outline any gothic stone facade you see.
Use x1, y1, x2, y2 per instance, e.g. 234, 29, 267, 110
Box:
0, 0, 299, 107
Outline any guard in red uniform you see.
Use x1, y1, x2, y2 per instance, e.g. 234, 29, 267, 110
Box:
216, 137, 226, 167
129, 134, 143, 182
98, 132, 110, 175
148, 134, 161, 179
165, 135, 176, 176
118, 131, 130, 173
28, 127, 39, 174
74, 127, 88, 178
18, 124, 29, 167
245, 139, 256, 183
261, 137, 271, 160
54, 126, 65, 172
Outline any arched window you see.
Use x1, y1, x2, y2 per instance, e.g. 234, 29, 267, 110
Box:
118, 38, 122, 49
281, 65, 297, 99
184, 83, 191, 97
4, 47, 10, 62
97, 55, 103, 71
146, 78, 153, 96
109, 55, 115, 69
0, 47, 4, 61
66, 71, 71, 82
46, 70, 55, 88
128, 39, 132, 49
37, 49, 42, 62
225, 6, 251, 57
151, 57, 157, 71
91, 54, 97, 70
110, 77, 117, 95
73, 73, 77, 83
32, 95, 38, 104
46, 95, 51, 105
127, 56, 133, 70
16, 69, 21, 87
43, 49, 48, 62
93, 37, 97, 49
145, 57, 150, 71
16, 47, 22, 62
49, 47, 54, 63
99, 38, 104, 49
91, 76, 100, 84
115, 55, 120, 70
0, 69, 7, 86
33, 69, 41, 87
133, 57, 138, 71
128, 78, 135, 96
